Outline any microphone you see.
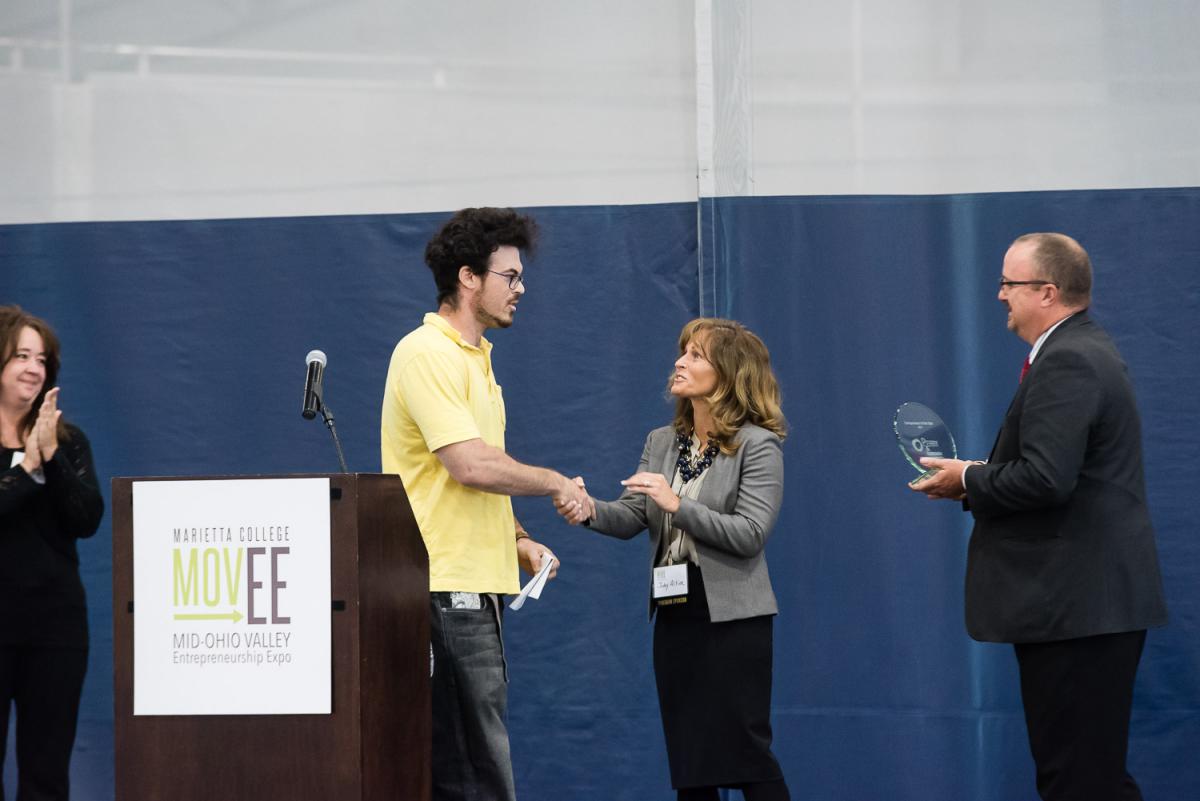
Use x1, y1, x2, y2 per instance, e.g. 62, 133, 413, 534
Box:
301, 350, 326, 420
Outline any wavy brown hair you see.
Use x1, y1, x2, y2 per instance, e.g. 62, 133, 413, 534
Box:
0, 305, 69, 445
670, 318, 787, 453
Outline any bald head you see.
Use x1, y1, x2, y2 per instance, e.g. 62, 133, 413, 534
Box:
1012, 232, 1092, 309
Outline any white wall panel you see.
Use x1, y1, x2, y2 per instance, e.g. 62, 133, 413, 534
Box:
0, 1, 696, 223
746, 0, 1200, 195
2, 0, 1198, 223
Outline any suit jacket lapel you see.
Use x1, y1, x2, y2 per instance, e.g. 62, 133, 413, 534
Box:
671, 430, 738, 516
694, 446, 733, 511
647, 434, 675, 540
989, 312, 1090, 461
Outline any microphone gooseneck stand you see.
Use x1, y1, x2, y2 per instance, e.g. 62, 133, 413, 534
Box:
315, 397, 350, 474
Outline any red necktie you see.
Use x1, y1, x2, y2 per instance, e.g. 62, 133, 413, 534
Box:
1019, 357, 1031, 383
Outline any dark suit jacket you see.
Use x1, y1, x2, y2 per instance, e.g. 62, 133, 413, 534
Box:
587, 424, 782, 623
963, 312, 1167, 643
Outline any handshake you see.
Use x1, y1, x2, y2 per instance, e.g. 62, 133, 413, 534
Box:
552, 476, 595, 526
552, 471, 681, 525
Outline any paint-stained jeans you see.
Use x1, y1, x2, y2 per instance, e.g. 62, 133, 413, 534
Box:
429, 592, 514, 801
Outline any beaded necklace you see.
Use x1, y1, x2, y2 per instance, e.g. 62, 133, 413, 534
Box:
674, 431, 719, 483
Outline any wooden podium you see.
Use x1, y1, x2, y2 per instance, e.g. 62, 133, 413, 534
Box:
112, 473, 431, 801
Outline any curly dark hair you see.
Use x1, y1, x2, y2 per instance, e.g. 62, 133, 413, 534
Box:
424, 207, 538, 307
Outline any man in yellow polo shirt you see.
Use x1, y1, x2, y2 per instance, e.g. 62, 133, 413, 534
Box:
381, 207, 589, 801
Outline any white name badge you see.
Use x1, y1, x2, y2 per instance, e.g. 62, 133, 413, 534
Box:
653, 563, 689, 599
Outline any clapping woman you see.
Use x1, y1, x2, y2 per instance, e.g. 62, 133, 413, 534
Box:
0, 306, 103, 800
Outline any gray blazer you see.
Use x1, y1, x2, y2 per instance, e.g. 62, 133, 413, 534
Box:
587, 423, 783, 623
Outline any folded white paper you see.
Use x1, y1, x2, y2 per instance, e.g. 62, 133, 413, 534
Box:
508, 554, 556, 611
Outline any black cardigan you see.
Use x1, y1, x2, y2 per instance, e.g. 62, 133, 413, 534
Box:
0, 424, 104, 647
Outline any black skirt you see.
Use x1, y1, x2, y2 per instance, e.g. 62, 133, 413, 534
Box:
652, 562, 783, 789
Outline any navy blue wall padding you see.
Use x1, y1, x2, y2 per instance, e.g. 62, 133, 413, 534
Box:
1, 188, 1197, 800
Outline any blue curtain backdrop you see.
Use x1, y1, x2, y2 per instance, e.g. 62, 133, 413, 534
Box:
0, 188, 1196, 800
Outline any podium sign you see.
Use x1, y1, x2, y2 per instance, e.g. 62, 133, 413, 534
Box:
132, 477, 332, 715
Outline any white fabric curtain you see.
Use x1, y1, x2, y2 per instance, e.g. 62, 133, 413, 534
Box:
2, 0, 1198, 224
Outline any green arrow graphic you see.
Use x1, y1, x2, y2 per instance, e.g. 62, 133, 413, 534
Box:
173, 609, 244, 623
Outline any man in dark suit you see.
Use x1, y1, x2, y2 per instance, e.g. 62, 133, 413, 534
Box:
913, 232, 1168, 801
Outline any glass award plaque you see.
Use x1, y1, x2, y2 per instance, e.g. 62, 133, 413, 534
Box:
894, 402, 957, 485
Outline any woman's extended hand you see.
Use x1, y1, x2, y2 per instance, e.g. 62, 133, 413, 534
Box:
620, 472, 680, 514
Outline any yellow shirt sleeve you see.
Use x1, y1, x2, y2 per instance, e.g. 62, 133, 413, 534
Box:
396, 350, 483, 452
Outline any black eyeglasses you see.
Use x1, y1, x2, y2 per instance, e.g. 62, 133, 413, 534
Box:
998, 277, 1054, 289
487, 270, 525, 290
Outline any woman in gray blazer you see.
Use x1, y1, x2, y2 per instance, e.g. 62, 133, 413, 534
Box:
577, 318, 790, 801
